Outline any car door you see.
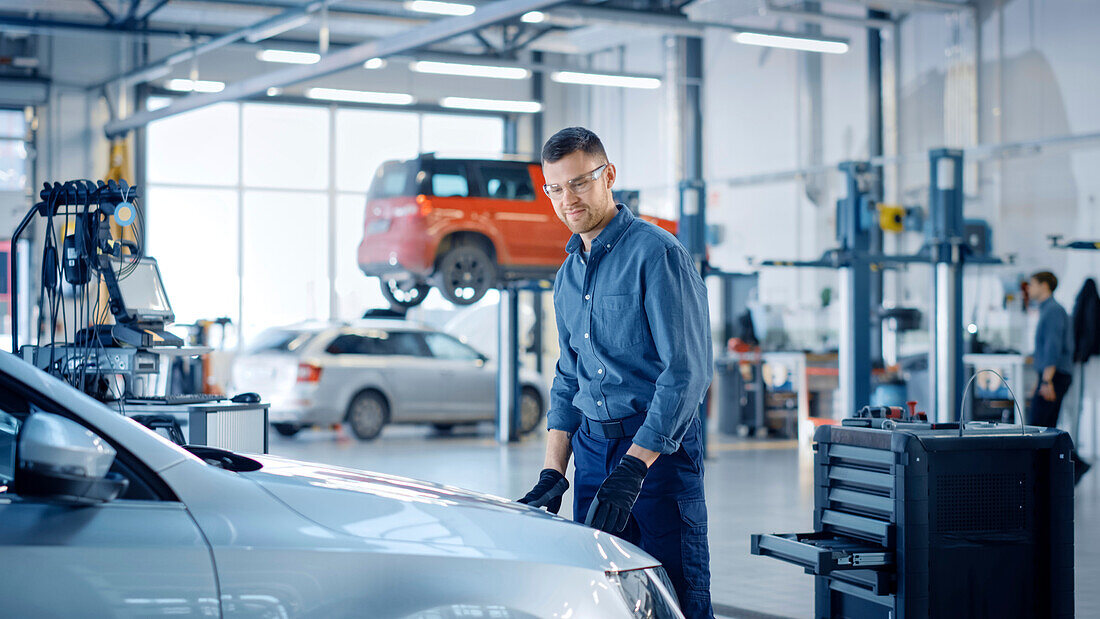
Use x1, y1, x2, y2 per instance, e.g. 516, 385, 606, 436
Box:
0, 407, 220, 617
320, 329, 427, 422
421, 332, 496, 421
477, 162, 563, 268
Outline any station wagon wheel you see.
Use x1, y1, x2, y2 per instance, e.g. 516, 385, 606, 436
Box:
347, 391, 388, 440
380, 278, 430, 309
271, 423, 301, 437
519, 387, 543, 435
436, 242, 497, 306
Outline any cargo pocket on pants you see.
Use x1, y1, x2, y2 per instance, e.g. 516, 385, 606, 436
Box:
677, 497, 711, 592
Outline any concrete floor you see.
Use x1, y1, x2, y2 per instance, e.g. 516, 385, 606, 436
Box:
269, 424, 1100, 619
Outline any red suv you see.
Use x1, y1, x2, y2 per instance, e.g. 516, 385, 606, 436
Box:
358, 154, 677, 307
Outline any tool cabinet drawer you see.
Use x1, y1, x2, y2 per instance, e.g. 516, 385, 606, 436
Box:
750, 532, 893, 576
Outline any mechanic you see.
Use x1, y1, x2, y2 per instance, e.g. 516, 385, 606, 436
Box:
518, 127, 714, 618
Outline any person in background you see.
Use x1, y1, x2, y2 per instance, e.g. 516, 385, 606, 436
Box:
1027, 270, 1090, 484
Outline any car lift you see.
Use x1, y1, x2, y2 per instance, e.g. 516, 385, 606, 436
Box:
759, 149, 1004, 422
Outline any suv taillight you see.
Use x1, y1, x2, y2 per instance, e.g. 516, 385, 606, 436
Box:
416, 194, 433, 216
296, 363, 322, 383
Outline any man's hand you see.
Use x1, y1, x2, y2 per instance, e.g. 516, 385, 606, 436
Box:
584, 455, 649, 534
517, 469, 569, 514
1040, 381, 1057, 402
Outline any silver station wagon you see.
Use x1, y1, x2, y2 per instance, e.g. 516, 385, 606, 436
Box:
230, 320, 549, 440
0, 351, 683, 617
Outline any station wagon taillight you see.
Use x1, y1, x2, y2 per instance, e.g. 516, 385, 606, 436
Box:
296, 363, 323, 383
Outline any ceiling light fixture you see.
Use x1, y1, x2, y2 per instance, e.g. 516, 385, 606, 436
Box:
440, 97, 542, 113
306, 87, 415, 105
257, 49, 321, 64
404, 0, 476, 16
550, 71, 661, 89
732, 30, 849, 54
521, 11, 545, 23
165, 78, 225, 93
363, 58, 387, 69
266, 87, 283, 96
244, 14, 312, 43
411, 60, 529, 80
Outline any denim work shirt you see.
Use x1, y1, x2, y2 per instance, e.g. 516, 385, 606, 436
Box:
548, 205, 713, 455
1034, 296, 1074, 375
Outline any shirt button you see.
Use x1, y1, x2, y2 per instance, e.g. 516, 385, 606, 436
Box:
585, 294, 591, 301
597, 368, 603, 374
584, 333, 589, 339
606, 244, 611, 249
597, 401, 602, 406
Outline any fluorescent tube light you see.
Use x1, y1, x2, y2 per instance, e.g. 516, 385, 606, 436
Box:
550, 71, 661, 89
440, 97, 542, 113
245, 14, 312, 43
257, 49, 320, 64
165, 79, 225, 93
411, 61, 529, 80
306, 87, 415, 105
363, 58, 387, 69
405, 0, 475, 16
732, 31, 849, 54
521, 11, 545, 23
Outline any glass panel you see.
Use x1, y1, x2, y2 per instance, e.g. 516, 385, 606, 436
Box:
0, 410, 18, 487
421, 113, 504, 156
480, 163, 535, 201
335, 193, 390, 319
146, 102, 239, 186
367, 160, 419, 199
336, 109, 419, 193
241, 190, 329, 341
145, 186, 240, 328
0, 110, 24, 138
242, 103, 329, 190
428, 161, 469, 197
387, 332, 429, 357
0, 139, 27, 190
248, 329, 318, 353
423, 332, 481, 361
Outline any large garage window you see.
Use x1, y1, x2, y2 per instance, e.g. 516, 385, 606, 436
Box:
145, 99, 504, 344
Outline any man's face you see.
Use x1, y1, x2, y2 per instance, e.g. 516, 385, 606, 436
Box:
542, 150, 617, 237
1028, 278, 1050, 302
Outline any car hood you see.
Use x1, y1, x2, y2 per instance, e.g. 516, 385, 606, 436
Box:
242, 455, 657, 572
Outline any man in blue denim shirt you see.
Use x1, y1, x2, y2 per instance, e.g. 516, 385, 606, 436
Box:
1027, 271, 1090, 483
517, 127, 714, 617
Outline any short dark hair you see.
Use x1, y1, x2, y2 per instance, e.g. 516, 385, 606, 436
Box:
1031, 271, 1058, 292
541, 126, 608, 164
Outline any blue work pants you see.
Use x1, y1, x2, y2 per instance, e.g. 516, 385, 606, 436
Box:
572, 416, 713, 619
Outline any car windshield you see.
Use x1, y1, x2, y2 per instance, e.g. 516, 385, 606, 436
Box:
247, 329, 317, 354
0, 409, 18, 488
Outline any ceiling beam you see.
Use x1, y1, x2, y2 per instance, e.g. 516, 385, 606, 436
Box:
103, 0, 567, 136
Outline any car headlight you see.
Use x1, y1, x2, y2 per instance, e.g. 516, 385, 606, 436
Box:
606, 567, 683, 618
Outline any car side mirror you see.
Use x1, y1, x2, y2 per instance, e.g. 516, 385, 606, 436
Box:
15, 413, 128, 505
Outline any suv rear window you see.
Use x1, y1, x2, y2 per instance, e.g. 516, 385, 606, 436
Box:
480, 163, 535, 200
368, 161, 419, 199
427, 161, 470, 197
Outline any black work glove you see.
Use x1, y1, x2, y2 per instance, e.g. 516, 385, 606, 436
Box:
517, 468, 569, 514
584, 455, 649, 534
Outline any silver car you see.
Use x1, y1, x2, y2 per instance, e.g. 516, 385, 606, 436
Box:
230, 320, 548, 440
0, 351, 684, 617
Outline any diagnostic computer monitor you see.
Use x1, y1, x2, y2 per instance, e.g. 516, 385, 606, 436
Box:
103, 256, 175, 325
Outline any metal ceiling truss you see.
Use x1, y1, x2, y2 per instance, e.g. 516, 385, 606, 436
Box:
103, 0, 567, 136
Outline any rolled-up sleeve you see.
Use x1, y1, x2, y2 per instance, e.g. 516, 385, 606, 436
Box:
633, 246, 713, 454
547, 277, 583, 434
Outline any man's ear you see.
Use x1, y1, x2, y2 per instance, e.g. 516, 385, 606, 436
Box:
605, 163, 617, 190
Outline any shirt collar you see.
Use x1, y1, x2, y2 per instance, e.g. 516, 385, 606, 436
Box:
566, 204, 635, 255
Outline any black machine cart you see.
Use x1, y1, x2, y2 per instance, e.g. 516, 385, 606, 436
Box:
752, 408, 1074, 618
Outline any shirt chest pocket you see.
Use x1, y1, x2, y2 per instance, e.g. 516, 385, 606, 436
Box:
595, 294, 646, 350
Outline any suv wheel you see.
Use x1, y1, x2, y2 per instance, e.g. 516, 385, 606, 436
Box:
436, 242, 497, 305
519, 387, 543, 435
347, 391, 388, 440
380, 277, 430, 308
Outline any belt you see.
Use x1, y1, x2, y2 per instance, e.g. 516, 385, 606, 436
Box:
581, 413, 646, 439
